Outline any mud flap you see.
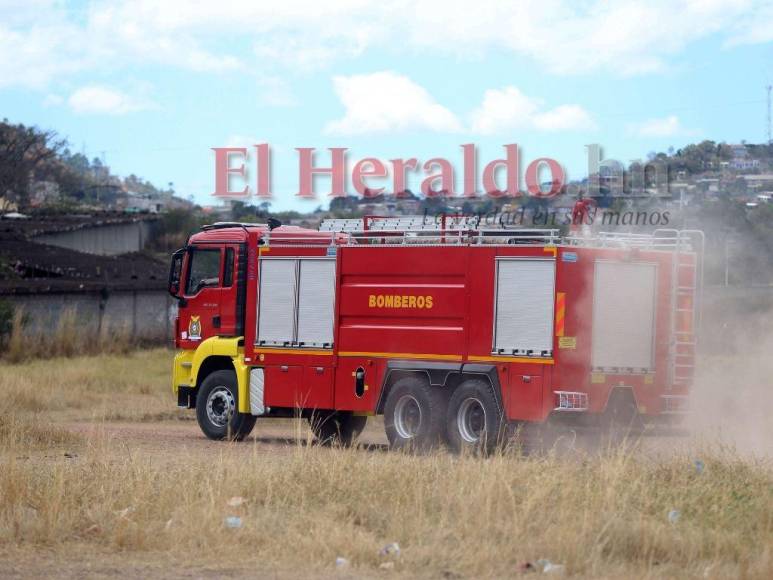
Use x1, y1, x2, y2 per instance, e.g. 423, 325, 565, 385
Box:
249, 368, 266, 416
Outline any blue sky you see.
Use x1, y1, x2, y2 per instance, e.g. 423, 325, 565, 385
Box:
1, 0, 772, 211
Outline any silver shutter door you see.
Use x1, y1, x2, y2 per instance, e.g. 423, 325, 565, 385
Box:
257, 259, 297, 345
591, 261, 657, 370
297, 259, 336, 347
494, 259, 556, 354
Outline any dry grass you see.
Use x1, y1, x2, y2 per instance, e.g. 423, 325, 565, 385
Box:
1, 436, 771, 578
3, 306, 151, 363
0, 351, 771, 578
0, 348, 172, 423
0, 413, 79, 450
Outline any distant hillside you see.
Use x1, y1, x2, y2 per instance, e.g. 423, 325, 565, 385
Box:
0, 118, 188, 213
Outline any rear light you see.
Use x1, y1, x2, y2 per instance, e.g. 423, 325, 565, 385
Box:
554, 391, 589, 412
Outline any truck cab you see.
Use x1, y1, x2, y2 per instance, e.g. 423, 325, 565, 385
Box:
169, 222, 340, 349
169, 229, 249, 347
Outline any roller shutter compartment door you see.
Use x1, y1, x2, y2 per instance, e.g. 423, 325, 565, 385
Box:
296, 258, 336, 347
494, 258, 556, 356
591, 261, 657, 371
257, 258, 297, 346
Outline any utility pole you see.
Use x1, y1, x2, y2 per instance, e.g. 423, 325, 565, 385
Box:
96, 150, 109, 206
724, 233, 733, 287
768, 85, 772, 145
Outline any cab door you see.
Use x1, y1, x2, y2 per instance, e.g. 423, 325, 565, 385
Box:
178, 245, 224, 348
217, 245, 242, 337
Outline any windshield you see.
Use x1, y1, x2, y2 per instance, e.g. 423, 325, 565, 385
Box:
185, 248, 221, 294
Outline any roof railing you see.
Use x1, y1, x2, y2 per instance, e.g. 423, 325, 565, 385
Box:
263, 217, 703, 252
566, 229, 701, 251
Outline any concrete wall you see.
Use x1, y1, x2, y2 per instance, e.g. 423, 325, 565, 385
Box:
32, 221, 152, 256
6, 289, 176, 342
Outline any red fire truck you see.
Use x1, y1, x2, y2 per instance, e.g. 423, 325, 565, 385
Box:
169, 216, 703, 452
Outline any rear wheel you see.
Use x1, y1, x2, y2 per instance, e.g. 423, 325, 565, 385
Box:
600, 389, 643, 446
195, 370, 256, 441
384, 377, 446, 451
307, 411, 367, 446
446, 379, 503, 454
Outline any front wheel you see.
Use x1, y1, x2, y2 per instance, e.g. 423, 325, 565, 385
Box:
195, 370, 256, 441
446, 379, 503, 454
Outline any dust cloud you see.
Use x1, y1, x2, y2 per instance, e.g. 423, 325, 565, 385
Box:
688, 294, 773, 458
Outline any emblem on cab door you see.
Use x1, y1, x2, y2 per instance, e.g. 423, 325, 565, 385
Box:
188, 316, 202, 341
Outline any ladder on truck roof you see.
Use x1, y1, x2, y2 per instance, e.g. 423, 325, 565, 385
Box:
318, 217, 706, 253
566, 230, 703, 251
320, 215, 483, 232
318, 215, 561, 245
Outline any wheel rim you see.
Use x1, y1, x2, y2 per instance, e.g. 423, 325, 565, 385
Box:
457, 397, 487, 444
206, 386, 235, 428
393, 394, 422, 439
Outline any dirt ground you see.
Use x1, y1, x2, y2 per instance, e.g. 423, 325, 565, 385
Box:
42, 419, 680, 467
54, 413, 700, 471
65, 416, 391, 457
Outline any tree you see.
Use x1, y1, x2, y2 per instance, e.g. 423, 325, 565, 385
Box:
151, 208, 206, 251
329, 195, 360, 215
0, 119, 66, 208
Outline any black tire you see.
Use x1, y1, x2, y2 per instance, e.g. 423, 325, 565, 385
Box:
195, 370, 256, 441
307, 411, 367, 446
446, 379, 503, 454
384, 376, 446, 451
600, 389, 643, 447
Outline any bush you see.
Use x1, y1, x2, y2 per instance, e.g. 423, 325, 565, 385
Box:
0, 299, 12, 344
0, 299, 28, 349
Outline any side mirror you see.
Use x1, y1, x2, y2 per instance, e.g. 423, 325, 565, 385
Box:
168, 248, 185, 299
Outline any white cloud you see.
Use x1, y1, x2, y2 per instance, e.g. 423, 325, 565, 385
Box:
0, 3, 87, 89
325, 71, 462, 135
533, 104, 597, 131
67, 86, 156, 115
1, 1, 771, 91
399, 0, 765, 75
726, 1, 773, 45
470, 87, 540, 134
326, 78, 595, 135
627, 115, 694, 138
470, 87, 595, 134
